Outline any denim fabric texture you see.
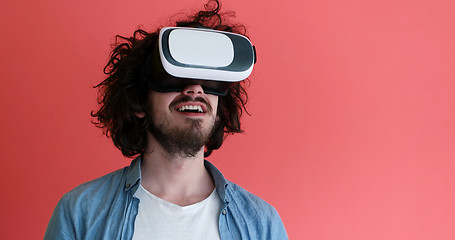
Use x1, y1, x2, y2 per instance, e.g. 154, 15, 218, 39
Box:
44, 157, 288, 240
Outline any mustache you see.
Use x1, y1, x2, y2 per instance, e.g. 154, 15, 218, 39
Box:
170, 96, 213, 112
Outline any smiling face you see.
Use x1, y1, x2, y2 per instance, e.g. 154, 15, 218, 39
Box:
145, 84, 219, 158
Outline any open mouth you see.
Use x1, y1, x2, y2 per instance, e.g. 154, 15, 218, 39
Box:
176, 105, 205, 113
171, 96, 211, 115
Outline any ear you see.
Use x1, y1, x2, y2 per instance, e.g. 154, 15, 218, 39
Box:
135, 112, 146, 118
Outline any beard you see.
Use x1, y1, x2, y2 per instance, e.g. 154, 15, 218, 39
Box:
147, 97, 216, 158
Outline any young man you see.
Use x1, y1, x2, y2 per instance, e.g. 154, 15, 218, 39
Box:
45, 1, 287, 239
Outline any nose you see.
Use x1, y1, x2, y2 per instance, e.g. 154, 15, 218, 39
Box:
182, 84, 204, 95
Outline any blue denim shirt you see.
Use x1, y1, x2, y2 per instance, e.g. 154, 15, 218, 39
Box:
45, 157, 288, 239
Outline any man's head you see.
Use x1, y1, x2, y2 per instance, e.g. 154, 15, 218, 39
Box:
92, 0, 250, 158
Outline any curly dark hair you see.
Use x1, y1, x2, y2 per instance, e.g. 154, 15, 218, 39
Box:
91, 0, 250, 158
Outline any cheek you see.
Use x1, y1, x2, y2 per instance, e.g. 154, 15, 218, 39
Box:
149, 91, 178, 112
210, 96, 219, 115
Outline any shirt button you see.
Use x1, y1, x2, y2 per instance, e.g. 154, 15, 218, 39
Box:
222, 209, 227, 215
125, 184, 131, 188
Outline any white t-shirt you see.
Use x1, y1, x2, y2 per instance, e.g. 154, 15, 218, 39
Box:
132, 185, 223, 240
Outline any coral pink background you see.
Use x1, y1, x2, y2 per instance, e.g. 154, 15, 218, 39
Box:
1, 0, 454, 239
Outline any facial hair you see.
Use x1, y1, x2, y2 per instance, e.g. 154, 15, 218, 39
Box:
147, 96, 216, 158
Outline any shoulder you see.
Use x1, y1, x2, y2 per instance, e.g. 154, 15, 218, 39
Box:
45, 166, 132, 239
54, 165, 133, 224
224, 181, 288, 239
58, 165, 132, 213
226, 180, 281, 221
226, 181, 275, 211
65, 167, 127, 199
62, 157, 140, 204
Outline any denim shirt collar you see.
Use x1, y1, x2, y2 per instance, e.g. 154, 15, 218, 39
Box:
123, 156, 229, 203
124, 157, 142, 193
204, 160, 229, 203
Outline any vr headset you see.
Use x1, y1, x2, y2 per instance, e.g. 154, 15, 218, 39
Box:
143, 27, 256, 96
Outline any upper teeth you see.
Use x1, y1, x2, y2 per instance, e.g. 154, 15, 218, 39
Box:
178, 105, 204, 113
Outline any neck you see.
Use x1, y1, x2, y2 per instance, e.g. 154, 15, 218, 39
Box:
140, 136, 215, 206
